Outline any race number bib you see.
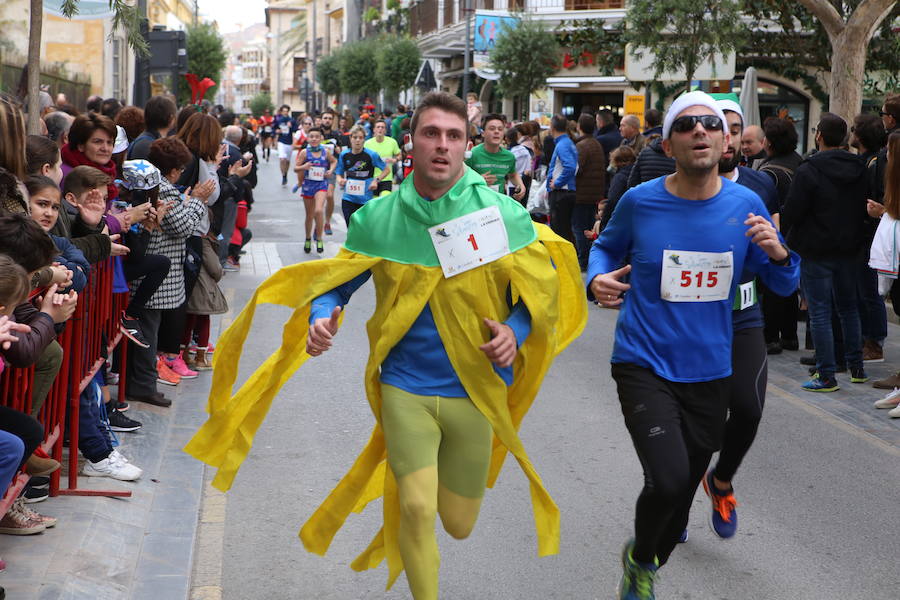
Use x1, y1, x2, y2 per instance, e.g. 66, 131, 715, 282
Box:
660, 249, 733, 302
428, 206, 510, 278
264, 126, 273, 133
279, 123, 290, 134
734, 280, 756, 311
308, 166, 325, 181
345, 178, 366, 196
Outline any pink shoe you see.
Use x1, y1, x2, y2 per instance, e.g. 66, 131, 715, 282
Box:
165, 356, 198, 379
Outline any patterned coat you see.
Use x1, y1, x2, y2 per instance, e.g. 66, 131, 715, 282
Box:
135, 179, 205, 310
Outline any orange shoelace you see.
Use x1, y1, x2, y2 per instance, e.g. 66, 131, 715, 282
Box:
711, 491, 738, 523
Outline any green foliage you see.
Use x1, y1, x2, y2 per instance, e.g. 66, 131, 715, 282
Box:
60, 0, 148, 55
280, 12, 308, 60
624, 0, 745, 90
179, 23, 227, 106
489, 18, 560, 115
337, 39, 380, 96
741, 0, 900, 101
364, 7, 381, 22
248, 92, 273, 117
376, 35, 420, 95
316, 50, 343, 97
555, 19, 625, 76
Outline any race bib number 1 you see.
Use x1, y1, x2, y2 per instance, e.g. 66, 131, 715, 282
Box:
308, 166, 325, 181
345, 178, 365, 196
660, 249, 733, 302
428, 206, 510, 278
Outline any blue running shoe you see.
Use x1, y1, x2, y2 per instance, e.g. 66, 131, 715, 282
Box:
617, 539, 658, 600
801, 373, 839, 392
292, 183, 300, 193
678, 528, 688, 543
702, 470, 738, 539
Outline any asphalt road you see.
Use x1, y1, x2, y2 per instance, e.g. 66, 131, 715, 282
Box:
193, 156, 900, 600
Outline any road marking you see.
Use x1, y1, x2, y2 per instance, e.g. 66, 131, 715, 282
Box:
767, 382, 900, 458
190, 479, 227, 599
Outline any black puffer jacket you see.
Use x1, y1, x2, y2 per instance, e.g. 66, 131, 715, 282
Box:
626, 137, 675, 190
780, 149, 869, 259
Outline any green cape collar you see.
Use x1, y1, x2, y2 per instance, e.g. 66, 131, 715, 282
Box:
344, 166, 537, 266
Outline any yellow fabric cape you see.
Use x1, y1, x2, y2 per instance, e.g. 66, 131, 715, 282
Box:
183, 223, 586, 589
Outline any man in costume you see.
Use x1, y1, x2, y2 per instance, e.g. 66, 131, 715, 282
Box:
184, 92, 586, 599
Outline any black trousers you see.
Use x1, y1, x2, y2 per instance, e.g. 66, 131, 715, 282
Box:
714, 327, 767, 482
0, 406, 43, 468
612, 362, 730, 566
548, 189, 576, 243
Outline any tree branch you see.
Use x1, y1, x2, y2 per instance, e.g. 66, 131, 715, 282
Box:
795, 0, 845, 39
845, 0, 897, 40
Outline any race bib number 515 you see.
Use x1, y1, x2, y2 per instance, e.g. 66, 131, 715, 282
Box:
660, 249, 733, 302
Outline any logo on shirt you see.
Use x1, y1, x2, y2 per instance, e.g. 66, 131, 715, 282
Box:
668, 254, 683, 266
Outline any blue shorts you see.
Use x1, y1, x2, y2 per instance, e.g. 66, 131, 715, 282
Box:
301, 180, 329, 198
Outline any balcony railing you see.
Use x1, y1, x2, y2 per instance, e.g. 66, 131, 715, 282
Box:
413, 0, 622, 33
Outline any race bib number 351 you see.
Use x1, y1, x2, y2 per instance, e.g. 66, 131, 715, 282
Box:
660, 249, 733, 302
429, 206, 510, 278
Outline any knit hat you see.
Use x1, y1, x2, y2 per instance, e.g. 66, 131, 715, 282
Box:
121, 159, 161, 190
662, 91, 729, 139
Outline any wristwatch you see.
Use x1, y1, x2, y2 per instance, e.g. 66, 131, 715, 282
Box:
769, 244, 792, 266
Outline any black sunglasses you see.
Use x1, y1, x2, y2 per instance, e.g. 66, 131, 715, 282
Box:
670, 115, 724, 134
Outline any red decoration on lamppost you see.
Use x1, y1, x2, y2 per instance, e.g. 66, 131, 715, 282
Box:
185, 73, 217, 105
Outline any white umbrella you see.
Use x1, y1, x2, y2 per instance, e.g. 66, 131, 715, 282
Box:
739, 67, 761, 127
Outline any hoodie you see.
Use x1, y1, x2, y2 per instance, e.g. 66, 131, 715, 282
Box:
780, 149, 869, 259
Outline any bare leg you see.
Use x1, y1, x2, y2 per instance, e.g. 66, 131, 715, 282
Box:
325, 184, 335, 230
303, 196, 315, 239
314, 191, 326, 240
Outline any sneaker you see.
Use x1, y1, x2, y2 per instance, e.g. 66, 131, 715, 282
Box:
874, 388, 900, 409
28, 476, 50, 489
206, 342, 215, 355
165, 355, 198, 379
82, 455, 142, 481
801, 374, 839, 392
850, 367, 869, 383
617, 539, 658, 600
863, 340, 884, 363
316, 240, 324, 254
120, 313, 150, 348
22, 485, 49, 504
889, 404, 900, 418
223, 260, 239, 272
324, 223, 333, 235
766, 341, 782, 355
156, 357, 181, 386
281, 175, 287, 186
304, 239, 312, 254
114, 400, 129, 412
17, 501, 56, 528
702, 471, 738, 539
677, 529, 688, 543
0, 499, 46, 535
292, 183, 299, 193
189, 341, 215, 355
873, 371, 900, 390
108, 409, 142, 432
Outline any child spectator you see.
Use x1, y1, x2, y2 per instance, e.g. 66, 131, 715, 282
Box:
137, 138, 214, 392
25, 175, 90, 294
0, 255, 59, 535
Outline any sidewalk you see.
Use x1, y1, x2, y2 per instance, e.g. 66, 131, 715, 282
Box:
0, 242, 291, 599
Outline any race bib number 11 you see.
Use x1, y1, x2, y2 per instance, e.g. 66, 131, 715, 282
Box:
660, 249, 733, 302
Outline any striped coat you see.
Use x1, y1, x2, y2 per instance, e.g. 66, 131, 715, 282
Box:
134, 179, 205, 310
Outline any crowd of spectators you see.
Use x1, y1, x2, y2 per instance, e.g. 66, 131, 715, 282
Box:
0, 91, 262, 580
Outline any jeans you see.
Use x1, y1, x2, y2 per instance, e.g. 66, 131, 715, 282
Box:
548, 189, 575, 243
77, 386, 112, 463
126, 307, 161, 397
0, 431, 24, 492
856, 254, 887, 345
800, 257, 863, 379
217, 198, 238, 265
571, 203, 596, 270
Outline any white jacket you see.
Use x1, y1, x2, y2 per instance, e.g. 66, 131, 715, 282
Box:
869, 212, 900, 278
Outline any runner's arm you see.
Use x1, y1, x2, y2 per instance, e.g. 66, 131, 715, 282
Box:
309, 270, 373, 323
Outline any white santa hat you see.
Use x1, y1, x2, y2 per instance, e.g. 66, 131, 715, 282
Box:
662, 91, 729, 139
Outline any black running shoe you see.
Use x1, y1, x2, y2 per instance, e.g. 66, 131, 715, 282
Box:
23, 485, 49, 504
28, 476, 50, 489
120, 313, 150, 348
108, 409, 142, 432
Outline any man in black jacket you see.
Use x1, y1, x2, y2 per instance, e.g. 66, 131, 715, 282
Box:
781, 113, 870, 392
594, 109, 622, 158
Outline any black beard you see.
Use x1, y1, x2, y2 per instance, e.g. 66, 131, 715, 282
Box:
718, 152, 741, 173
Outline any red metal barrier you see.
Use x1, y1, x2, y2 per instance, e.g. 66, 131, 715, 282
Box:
0, 258, 133, 512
